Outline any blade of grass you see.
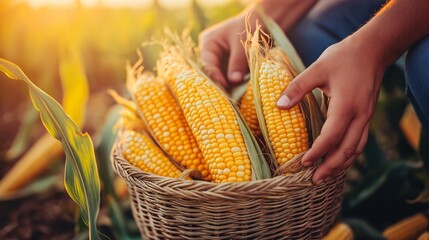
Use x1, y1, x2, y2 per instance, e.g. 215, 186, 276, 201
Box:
0, 58, 103, 240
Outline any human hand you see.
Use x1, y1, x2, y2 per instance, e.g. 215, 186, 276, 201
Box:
199, 15, 248, 88
199, 0, 318, 88
277, 36, 385, 185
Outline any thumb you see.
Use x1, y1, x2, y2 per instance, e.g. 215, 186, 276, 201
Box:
276, 65, 324, 109
227, 41, 248, 84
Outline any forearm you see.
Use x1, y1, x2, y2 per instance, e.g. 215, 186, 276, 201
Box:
352, 0, 429, 68
241, 0, 318, 31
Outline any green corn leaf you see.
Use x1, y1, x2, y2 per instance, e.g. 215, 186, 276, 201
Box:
345, 161, 410, 209
0, 58, 102, 240
95, 105, 137, 239
234, 103, 273, 180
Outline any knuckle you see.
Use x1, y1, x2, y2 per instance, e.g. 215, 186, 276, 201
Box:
315, 132, 340, 150
324, 165, 341, 176
289, 79, 305, 93
356, 104, 373, 121
343, 146, 358, 160
323, 137, 339, 150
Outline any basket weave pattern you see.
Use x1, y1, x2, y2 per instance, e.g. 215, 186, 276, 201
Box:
112, 146, 346, 240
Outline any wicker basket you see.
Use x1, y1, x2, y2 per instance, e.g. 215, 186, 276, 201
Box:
112, 145, 346, 240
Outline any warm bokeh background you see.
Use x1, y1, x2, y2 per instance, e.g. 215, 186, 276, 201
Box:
0, 0, 244, 150
0, 0, 428, 239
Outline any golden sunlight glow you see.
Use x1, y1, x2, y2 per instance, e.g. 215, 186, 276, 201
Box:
26, 0, 241, 8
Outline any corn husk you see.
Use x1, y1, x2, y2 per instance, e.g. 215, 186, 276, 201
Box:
245, 13, 327, 175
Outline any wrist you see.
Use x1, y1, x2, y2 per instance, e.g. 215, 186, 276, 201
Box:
349, 0, 429, 69
347, 30, 392, 71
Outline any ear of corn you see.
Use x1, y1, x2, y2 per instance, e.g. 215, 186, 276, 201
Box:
130, 73, 210, 180
257, 10, 326, 144
323, 222, 354, 240
246, 26, 309, 168
239, 47, 297, 138
418, 231, 429, 240
122, 130, 182, 178
240, 80, 261, 136
158, 31, 271, 182
383, 213, 429, 240
162, 57, 253, 183
258, 58, 309, 165
0, 134, 63, 197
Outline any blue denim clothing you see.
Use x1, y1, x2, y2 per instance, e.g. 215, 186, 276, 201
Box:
405, 38, 429, 134
287, 0, 429, 134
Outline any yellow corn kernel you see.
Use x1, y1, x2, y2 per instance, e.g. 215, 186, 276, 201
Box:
133, 75, 210, 180
122, 130, 182, 178
240, 81, 261, 135
258, 59, 309, 165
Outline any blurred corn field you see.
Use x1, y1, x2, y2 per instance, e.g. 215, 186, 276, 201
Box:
0, 0, 429, 239
0, 0, 243, 148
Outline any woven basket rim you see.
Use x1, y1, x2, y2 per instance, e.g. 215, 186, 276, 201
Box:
111, 141, 347, 239
111, 143, 323, 192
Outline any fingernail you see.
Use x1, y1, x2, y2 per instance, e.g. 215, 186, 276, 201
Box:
229, 71, 243, 83
277, 95, 291, 108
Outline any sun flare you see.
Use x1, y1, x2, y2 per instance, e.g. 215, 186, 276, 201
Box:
25, 0, 239, 8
